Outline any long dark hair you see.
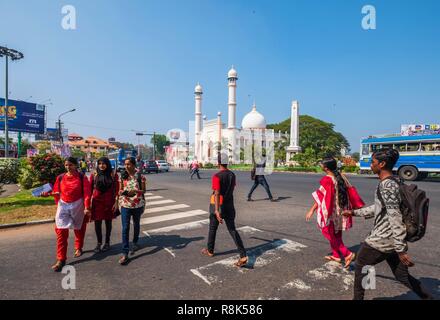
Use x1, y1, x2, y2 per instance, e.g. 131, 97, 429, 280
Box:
121, 157, 137, 180
321, 157, 349, 210
95, 157, 114, 193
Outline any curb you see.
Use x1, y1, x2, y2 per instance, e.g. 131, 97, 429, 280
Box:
0, 218, 55, 230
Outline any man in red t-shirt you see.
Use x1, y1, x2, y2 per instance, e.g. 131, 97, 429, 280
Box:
201, 154, 248, 267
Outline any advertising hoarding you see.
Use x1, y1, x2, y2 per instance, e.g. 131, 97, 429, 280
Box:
0, 98, 46, 134
401, 124, 440, 136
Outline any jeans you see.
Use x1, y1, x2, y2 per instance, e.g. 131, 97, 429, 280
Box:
207, 206, 246, 258
353, 242, 432, 300
248, 176, 273, 199
121, 207, 144, 255
191, 169, 201, 179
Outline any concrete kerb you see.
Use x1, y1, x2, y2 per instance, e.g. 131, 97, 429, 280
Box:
0, 219, 54, 230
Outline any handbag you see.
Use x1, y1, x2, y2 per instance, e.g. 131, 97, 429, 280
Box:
113, 174, 122, 218
342, 175, 365, 210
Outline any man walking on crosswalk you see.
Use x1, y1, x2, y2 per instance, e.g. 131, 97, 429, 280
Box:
201, 153, 248, 267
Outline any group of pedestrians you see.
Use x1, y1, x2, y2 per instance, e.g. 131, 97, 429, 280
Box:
42, 156, 146, 271
42, 147, 432, 299
305, 149, 432, 300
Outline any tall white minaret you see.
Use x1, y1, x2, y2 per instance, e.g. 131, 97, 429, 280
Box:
227, 66, 238, 129
286, 100, 302, 163
194, 83, 203, 160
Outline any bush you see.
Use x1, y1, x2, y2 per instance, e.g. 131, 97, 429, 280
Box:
342, 166, 360, 173
0, 158, 20, 184
203, 163, 215, 169
18, 153, 65, 189
285, 166, 319, 173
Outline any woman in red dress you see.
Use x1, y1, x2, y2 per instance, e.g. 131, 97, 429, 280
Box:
89, 157, 119, 253
42, 157, 91, 272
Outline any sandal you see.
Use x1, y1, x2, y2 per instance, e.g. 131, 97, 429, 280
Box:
234, 256, 248, 268
74, 249, 83, 258
201, 248, 214, 257
344, 252, 356, 269
324, 255, 342, 263
101, 243, 110, 252
51, 260, 66, 272
118, 255, 129, 265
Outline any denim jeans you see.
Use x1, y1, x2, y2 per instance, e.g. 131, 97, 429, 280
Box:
191, 169, 201, 179
248, 176, 273, 199
121, 206, 144, 255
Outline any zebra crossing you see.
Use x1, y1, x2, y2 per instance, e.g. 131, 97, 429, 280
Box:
139, 191, 357, 295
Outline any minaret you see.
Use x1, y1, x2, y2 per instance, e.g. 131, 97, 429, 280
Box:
227, 66, 238, 129
286, 100, 302, 163
194, 83, 203, 160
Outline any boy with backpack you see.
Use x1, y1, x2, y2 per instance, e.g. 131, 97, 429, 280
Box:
343, 148, 432, 300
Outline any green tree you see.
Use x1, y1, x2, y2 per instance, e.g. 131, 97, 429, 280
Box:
151, 134, 170, 158
268, 115, 349, 160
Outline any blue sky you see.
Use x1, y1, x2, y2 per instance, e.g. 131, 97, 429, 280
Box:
1, 0, 439, 152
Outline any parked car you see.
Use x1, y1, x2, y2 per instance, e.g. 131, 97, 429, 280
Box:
145, 160, 159, 174
156, 160, 170, 172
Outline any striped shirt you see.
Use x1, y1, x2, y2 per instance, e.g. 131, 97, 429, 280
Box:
354, 178, 407, 253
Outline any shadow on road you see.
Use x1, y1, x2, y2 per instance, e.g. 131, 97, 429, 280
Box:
372, 277, 440, 300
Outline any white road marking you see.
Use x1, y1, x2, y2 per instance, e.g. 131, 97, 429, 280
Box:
140, 209, 207, 225
236, 226, 263, 234
282, 279, 312, 291
144, 193, 154, 196
143, 231, 176, 258
145, 219, 210, 234
191, 239, 307, 285
146, 199, 176, 206
144, 204, 190, 214
307, 261, 354, 291
145, 196, 163, 200
190, 269, 213, 286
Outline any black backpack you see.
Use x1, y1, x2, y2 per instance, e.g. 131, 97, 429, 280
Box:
377, 176, 429, 243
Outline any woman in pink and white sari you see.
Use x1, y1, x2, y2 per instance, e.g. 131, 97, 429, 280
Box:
306, 157, 356, 268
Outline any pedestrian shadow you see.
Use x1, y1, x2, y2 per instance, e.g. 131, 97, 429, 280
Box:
128, 234, 204, 263
69, 233, 203, 266
275, 196, 292, 202
146, 188, 168, 192
372, 277, 440, 300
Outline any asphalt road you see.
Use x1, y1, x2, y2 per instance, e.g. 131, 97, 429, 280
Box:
1, 169, 439, 300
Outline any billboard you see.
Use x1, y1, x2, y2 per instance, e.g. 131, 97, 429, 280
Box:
0, 98, 46, 134
401, 124, 440, 136
35, 128, 59, 141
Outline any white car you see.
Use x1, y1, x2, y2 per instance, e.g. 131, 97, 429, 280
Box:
156, 160, 170, 172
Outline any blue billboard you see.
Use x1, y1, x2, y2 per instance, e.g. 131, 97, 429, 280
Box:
0, 98, 46, 134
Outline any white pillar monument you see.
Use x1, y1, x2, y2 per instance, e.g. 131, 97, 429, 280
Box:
194, 83, 203, 161
286, 100, 302, 163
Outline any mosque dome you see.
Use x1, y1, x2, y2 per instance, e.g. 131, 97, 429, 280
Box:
194, 83, 203, 94
241, 104, 266, 129
228, 67, 238, 79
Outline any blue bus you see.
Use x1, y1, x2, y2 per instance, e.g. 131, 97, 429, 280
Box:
108, 148, 138, 172
360, 134, 440, 181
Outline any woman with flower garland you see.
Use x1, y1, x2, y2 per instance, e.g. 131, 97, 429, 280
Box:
118, 157, 147, 265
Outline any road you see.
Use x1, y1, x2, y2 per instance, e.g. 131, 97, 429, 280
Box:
1, 170, 439, 300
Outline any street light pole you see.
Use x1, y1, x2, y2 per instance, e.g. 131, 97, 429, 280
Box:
1, 46, 24, 158
58, 108, 76, 144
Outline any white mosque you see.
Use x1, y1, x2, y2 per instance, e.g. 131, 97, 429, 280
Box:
192, 66, 302, 165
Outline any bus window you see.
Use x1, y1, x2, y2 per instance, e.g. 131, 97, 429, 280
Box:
371, 144, 381, 153
381, 144, 393, 150
394, 143, 406, 152
362, 144, 370, 155
421, 142, 440, 152
407, 143, 420, 152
